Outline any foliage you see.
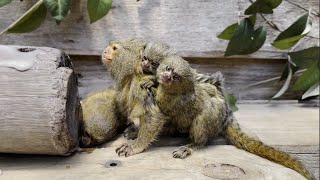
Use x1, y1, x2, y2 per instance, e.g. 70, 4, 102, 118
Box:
224, 18, 266, 56
245, 0, 282, 15
0, 0, 112, 35
43, 0, 71, 24
272, 14, 312, 50
1, 0, 318, 108
218, 0, 319, 101
87, 0, 112, 23
227, 94, 239, 112
6, 1, 47, 33
0, 0, 12, 8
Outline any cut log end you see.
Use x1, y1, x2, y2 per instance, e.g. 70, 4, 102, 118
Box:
0, 46, 81, 155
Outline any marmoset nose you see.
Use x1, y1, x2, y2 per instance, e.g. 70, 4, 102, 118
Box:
162, 73, 171, 81
142, 61, 149, 69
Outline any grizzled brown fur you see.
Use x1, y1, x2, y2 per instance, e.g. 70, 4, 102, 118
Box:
116, 55, 315, 180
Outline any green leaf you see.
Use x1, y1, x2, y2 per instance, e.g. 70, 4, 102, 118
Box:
0, 0, 12, 8
293, 61, 320, 91
218, 15, 256, 41
272, 35, 305, 50
273, 65, 293, 99
301, 83, 319, 99
218, 23, 238, 40
280, 47, 319, 81
43, 0, 71, 23
245, 0, 282, 15
280, 63, 298, 81
227, 94, 238, 112
224, 18, 266, 56
272, 14, 312, 50
248, 14, 257, 25
288, 47, 320, 68
87, 0, 112, 24
7, 1, 47, 33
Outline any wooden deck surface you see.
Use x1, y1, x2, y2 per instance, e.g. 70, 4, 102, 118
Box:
0, 102, 318, 180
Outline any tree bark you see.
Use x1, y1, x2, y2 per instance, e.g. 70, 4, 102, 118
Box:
0, 45, 80, 155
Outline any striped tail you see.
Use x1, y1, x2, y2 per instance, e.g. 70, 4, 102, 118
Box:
225, 123, 315, 180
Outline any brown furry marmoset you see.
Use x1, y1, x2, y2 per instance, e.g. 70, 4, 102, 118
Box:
116, 55, 315, 180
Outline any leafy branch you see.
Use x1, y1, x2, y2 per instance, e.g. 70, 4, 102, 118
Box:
260, 11, 319, 40
284, 0, 320, 17
0, 0, 113, 35
218, 0, 319, 101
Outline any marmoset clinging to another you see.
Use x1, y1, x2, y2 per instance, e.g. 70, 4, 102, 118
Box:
100, 39, 222, 140
80, 39, 149, 146
116, 55, 315, 180
80, 39, 222, 146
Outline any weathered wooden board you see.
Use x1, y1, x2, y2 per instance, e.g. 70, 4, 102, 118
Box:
72, 56, 308, 100
234, 103, 319, 146
0, 45, 80, 155
0, 103, 318, 179
235, 103, 320, 179
0, 0, 318, 58
0, 146, 311, 180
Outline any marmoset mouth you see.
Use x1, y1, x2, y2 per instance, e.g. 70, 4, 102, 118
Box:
105, 58, 112, 64
159, 76, 171, 85
102, 46, 113, 65
101, 56, 112, 65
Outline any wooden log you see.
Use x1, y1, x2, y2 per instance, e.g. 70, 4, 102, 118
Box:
0, 0, 318, 58
0, 45, 80, 155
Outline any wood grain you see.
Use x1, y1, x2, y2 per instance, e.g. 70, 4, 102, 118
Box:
0, 0, 318, 58
0, 103, 318, 179
0, 46, 80, 155
72, 56, 307, 100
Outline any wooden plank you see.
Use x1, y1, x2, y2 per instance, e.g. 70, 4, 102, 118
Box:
0, 45, 80, 155
0, 103, 317, 179
235, 103, 320, 179
72, 56, 307, 100
0, 0, 318, 58
234, 103, 319, 146
104, 102, 319, 178
0, 146, 313, 180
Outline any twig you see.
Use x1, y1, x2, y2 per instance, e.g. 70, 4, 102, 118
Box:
242, 69, 307, 89
284, 0, 320, 17
247, 0, 283, 32
258, 13, 280, 31
247, 0, 319, 39
260, 13, 319, 39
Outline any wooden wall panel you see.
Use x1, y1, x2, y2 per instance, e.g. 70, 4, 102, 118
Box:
0, 0, 318, 58
72, 56, 304, 100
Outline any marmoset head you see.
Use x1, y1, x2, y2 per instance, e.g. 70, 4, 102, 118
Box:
101, 38, 146, 82
141, 41, 175, 75
157, 55, 194, 93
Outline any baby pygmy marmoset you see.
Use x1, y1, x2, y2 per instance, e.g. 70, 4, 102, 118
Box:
80, 89, 127, 147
